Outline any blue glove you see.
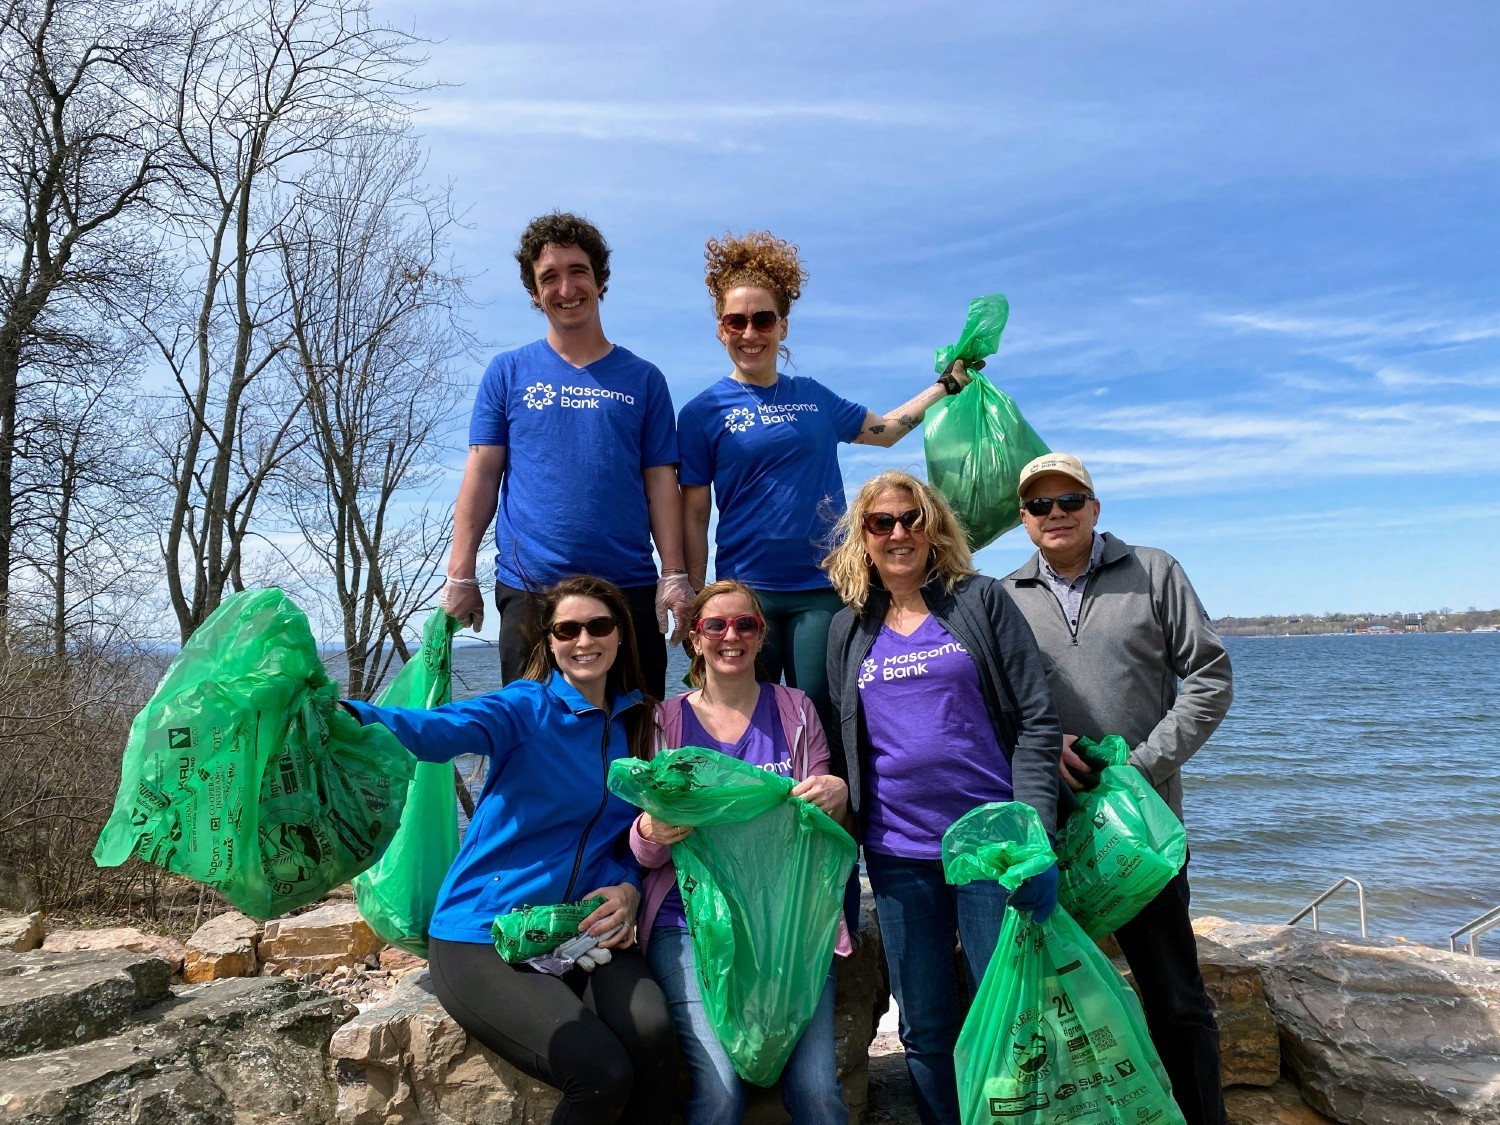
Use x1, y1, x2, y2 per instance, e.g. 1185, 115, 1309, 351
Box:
1009, 862, 1059, 923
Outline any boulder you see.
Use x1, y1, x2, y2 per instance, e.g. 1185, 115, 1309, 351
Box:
333, 896, 891, 1125
0, 948, 173, 1060
41, 926, 187, 974
1198, 918, 1500, 1125
0, 913, 42, 954
378, 946, 427, 974
260, 902, 383, 975
0, 974, 355, 1123
1226, 1078, 1339, 1124
1193, 932, 1281, 1087
183, 910, 262, 983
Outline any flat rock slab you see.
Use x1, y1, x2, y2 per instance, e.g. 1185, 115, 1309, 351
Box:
0, 975, 355, 1124
41, 928, 187, 975
260, 902, 382, 975
1227, 1078, 1339, 1124
1199, 919, 1500, 1125
0, 915, 41, 954
0, 949, 172, 1060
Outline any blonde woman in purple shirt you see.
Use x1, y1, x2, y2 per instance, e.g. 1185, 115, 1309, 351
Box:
823, 470, 1064, 1125
631, 579, 853, 1124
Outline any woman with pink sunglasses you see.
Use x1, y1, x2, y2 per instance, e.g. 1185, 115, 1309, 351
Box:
631, 579, 852, 1124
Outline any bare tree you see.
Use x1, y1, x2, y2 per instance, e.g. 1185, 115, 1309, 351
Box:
0, 0, 179, 636
143, 0, 426, 641
275, 134, 469, 698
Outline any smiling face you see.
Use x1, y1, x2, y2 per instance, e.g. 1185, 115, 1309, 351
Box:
546, 595, 619, 695
717, 285, 785, 381
1019, 471, 1101, 562
862, 487, 931, 592
531, 242, 601, 335
690, 590, 763, 685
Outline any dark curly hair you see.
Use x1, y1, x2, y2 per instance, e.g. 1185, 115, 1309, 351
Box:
704, 231, 808, 316
516, 212, 611, 302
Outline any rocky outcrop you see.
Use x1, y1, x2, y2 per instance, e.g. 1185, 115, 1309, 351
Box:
0, 914, 41, 954
1199, 918, 1500, 1125
259, 901, 383, 975
1226, 1078, 1339, 1124
0, 957, 354, 1124
1194, 932, 1281, 1087
183, 910, 262, 982
332, 897, 891, 1125
40, 927, 187, 974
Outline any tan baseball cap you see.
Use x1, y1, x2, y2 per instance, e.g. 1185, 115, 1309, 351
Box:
1017, 452, 1094, 498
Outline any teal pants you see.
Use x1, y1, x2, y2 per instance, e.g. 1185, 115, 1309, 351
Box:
754, 586, 844, 739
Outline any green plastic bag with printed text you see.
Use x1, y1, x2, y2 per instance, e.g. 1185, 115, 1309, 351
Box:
352, 610, 462, 956
608, 746, 857, 1086
925, 294, 1050, 550
93, 588, 415, 919
1057, 735, 1187, 940
944, 802, 1187, 1125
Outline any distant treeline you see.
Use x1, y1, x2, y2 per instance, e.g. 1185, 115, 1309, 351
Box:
1214, 608, 1500, 636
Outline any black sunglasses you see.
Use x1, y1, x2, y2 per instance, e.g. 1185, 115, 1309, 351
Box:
862, 508, 925, 536
548, 616, 618, 642
1022, 493, 1095, 518
720, 310, 780, 334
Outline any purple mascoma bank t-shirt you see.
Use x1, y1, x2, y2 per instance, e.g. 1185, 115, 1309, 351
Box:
653, 684, 792, 931
859, 616, 1012, 859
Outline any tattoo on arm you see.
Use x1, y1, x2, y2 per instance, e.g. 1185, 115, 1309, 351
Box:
867, 423, 887, 435
897, 414, 921, 432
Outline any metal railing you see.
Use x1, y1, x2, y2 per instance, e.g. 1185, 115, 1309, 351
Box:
1449, 904, 1500, 957
1288, 876, 1368, 937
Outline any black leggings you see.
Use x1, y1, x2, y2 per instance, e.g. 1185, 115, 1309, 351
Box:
429, 938, 679, 1124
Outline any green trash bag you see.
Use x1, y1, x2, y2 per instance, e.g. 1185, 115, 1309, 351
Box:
925, 294, 1051, 550
93, 588, 415, 919
944, 802, 1187, 1125
1057, 735, 1188, 940
352, 610, 462, 956
609, 746, 857, 1086
492, 897, 606, 963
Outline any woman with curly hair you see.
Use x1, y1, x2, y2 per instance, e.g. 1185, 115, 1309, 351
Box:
677, 231, 974, 730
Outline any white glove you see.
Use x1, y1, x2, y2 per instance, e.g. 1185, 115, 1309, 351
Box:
655, 573, 696, 644
438, 577, 485, 633
575, 945, 613, 972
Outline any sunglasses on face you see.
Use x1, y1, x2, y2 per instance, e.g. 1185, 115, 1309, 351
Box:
861, 508, 925, 536
719, 310, 780, 334
548, 616, 619, 642
694, 614, 765, 639
1021, 493, 1095, 518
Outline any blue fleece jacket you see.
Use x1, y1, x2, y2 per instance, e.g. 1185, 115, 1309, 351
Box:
345, 672, 644, 945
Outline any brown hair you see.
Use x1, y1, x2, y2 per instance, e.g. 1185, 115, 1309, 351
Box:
520, 575, 656, 759
516, 211, 611, 302
684, 580, 767, 689
822, 470, 977, 614
704, 230, 808, 317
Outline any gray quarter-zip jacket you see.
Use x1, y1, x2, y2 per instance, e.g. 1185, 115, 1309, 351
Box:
1003, 532, 1232, 823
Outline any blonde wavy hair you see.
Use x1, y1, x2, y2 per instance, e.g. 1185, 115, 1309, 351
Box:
822, 470, 977, 614
704, 231, 808, 316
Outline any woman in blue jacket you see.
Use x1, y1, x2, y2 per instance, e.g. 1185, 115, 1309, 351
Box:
343, 575, 676, 1125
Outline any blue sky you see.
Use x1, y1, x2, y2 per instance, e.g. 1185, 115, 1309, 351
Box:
376, 0, 1498, 620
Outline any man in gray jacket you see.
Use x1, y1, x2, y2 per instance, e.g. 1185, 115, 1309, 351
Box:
1003, 452, 1231, 1125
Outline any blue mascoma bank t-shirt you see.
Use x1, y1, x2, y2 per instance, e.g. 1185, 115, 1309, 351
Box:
677, 374, 867, 591
468, 340, 678, 589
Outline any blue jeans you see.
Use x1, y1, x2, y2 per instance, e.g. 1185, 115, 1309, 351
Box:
646, 927, 847, 1125
864, 850, 1009, 1125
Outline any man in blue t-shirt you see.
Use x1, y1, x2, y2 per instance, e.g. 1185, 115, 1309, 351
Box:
438, 212, 693, 696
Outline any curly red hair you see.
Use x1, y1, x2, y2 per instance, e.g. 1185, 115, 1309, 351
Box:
704, 231, 808, 316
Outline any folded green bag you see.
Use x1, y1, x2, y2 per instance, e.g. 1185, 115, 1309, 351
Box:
491, 897, 605, 963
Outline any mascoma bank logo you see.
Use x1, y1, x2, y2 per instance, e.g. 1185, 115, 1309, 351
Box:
523, 381, 556, 410
724, 407, 756, 434
858, 658, 878, 688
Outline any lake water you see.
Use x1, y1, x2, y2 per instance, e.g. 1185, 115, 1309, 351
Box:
444, 631, 1500, 949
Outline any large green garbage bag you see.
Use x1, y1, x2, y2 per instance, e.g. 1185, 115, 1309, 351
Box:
925, 294, 1050, 550
93, 588, 415, 919
944, 802, 1187, 1125
609, 746, 857, 1086
1057, 735, 1188, 940
352, 610, 462, 956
